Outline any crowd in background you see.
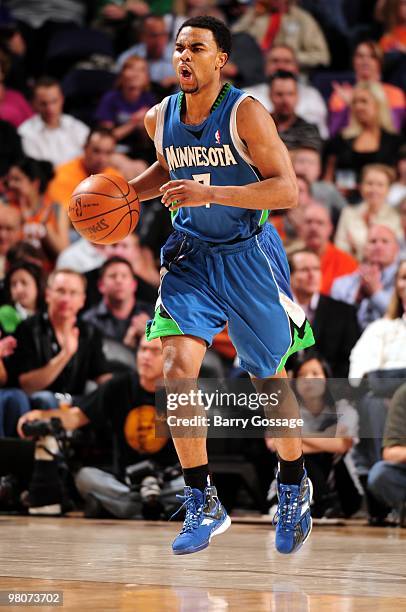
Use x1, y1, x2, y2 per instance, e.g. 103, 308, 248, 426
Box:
0, 0, 405, 525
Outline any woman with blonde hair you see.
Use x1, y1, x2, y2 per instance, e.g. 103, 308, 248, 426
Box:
95, 54, 157, 164
325, 81, 402, 188
334, 163, 402, 259
329, 40, 405, 135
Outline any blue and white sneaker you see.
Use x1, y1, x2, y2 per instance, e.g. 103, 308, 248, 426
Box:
171, 485, 231, 555
273, 470, 313, 554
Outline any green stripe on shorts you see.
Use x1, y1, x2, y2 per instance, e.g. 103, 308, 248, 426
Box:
146, 307, 184, 341
276, 319, 315, 373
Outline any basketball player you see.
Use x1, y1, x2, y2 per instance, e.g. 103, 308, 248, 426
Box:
129, 16, 315, 555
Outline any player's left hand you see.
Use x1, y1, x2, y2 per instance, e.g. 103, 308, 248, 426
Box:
160, 179, 212, 210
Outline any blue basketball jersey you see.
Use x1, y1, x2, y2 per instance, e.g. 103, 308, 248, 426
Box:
154, 84, 269, 242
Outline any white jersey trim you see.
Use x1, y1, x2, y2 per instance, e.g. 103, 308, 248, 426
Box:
154, 96, 170, 156
229, 93, 256, 169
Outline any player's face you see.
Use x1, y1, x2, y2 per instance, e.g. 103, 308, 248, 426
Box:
137, 336, 163, 380
46, 273, 85, 319
174, 27, 227, 94
99, 263, 136, 302
291, 252, 321, 295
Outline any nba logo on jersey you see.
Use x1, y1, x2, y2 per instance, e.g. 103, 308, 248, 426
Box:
215, 129, 221, 144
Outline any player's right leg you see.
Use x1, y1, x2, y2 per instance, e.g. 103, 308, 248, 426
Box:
161, 335, 231, 555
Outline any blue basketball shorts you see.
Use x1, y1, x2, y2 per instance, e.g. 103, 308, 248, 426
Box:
146, 223, 314, 378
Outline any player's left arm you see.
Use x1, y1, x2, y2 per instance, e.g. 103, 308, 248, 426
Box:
160, 97, 298, 211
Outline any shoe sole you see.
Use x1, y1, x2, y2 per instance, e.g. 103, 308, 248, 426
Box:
276, 479, 313, 555
29, 504, 62, 516
173, 514, 232, 555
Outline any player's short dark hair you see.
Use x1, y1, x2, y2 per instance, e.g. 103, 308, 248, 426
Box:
100, 256, 135, 280
268, 70, 298, 86
176, 16, 232, 56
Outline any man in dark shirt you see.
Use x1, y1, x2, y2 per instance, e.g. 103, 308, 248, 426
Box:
269, 70, 322, 151
368, 382, 406, 525
8, 268, 111, 406
82, 256, 153, 350
17, 336, 177, 517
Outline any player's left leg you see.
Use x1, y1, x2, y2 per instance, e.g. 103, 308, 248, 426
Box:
252, 370, 312, 555
162, 335, 231, 555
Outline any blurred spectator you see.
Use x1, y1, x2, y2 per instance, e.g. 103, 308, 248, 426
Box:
17, 335, 177, 518
289, 250, 360, 377
0, 49, 33, 127
368, 382, 406, 524
269, 70, 321, 151
290, 143, 347, 222
46, 127, 122, 212
399, 197, 406, 258
335, 164, 402, 260
245, 44, 328, 138
0, 16, 29, 96
5, 157, 69, 262
82, 256, 153, 350
116, 15, 176, 90
331, 225, 400, 330
95, 54, 157, 164
0, 262, 44, 334
57, 233, 159, 306
18, 77, 90, 167
388, 145, 406, 207
328, 41, 405, 136
376, 0, 406, 52
232, 0, 330, 70
325, 82, 402, 189
0, 118, 22, 180
266, 353, 360, 518
8, 268, 112, 407
349, 259, 406, 380
0, 204, 22, 279
299, 204, 358, 294
100, 231, 159, 288
274, 174, 318, 249
4, 0, 86, 77
0, 334, 30, 437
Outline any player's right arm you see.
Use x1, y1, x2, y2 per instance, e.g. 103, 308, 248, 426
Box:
128, 104, 170, 202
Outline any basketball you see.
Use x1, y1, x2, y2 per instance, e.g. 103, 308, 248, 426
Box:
68, 174, 140, 245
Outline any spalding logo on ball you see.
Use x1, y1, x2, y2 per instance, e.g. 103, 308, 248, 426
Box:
68, 174, 140, 245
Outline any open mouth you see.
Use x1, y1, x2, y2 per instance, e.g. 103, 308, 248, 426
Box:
179, 65, 193, 82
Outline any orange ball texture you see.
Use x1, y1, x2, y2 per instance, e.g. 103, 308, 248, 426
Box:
68, 174, 140, 245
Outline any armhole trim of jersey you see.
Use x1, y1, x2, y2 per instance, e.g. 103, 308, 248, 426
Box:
230, 94, 256, 168
154, 96, 170, 156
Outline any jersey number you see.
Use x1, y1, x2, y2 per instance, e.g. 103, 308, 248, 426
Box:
192, 173, 211, 208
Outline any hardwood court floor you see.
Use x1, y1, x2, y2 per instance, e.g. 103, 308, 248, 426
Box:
0, 516, 405, 611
